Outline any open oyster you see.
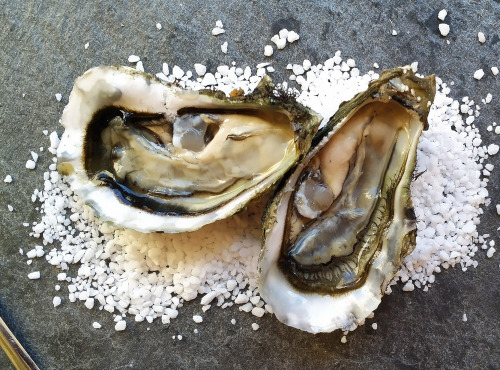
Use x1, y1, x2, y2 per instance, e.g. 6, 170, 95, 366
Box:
259, 67, 436, 333
57, 66, 320, 233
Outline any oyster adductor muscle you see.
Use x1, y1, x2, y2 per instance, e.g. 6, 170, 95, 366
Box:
258, 67, 436, 333
57, 66, 321, 233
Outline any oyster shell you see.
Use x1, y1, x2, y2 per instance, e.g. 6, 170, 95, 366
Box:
258, 67, 436, 333
57, 66, 321, 233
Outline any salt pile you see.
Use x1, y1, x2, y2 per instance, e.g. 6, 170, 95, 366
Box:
24, 53, 491, 331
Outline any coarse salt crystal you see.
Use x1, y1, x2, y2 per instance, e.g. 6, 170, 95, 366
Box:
487, 144, 499, 155
439, 24, 450, 37
212, 27, 225, 36
392, 30, 398, 36
84, 42, 89, 50
486, 247, 496, 258
194, 63, 206, 76
26, 160, 36, 170
55, 93, 62, 102
172, 66, 184, 79
492, 67, 499, 76
156, 23, 162, 30
215, 20, 223, 28
7, 205, 13, 212
473, 69, 485, 80
128, 55, 140, 63
221, 41, 228, 54
193, 315, 203, 323
53, 296, 61, 307
287, 31, 299, 43
264, 45, 273, 57
115, 320, 126, 331
341, 336, 347, 343
251, 323, 259, 331
478, 32, 486, 43
92, 322, 102, 329
462, 314, 467, 322
251, 307, 265, 317
231, 319, 236, 325
4, 175, 12, 183
438, 9, 447, 21
372, 323, 378, 330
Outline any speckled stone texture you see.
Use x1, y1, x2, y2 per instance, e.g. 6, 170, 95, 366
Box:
0, 1, 499, 369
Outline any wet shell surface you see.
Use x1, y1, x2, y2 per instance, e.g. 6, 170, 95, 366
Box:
258, 67, 436, 333
57, 66, 321, 233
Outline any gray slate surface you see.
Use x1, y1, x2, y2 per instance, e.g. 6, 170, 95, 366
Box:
0, 1, 499, 369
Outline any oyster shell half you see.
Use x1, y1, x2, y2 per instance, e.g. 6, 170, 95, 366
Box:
57, 66, 321, 233
259, 67, 436, 333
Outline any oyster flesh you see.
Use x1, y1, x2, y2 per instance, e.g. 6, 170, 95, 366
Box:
57, 66, 321, 233
259, 67, 436, 333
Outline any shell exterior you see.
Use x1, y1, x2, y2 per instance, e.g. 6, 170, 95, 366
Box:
57, 66, 321, 233
258, 67, 436, 333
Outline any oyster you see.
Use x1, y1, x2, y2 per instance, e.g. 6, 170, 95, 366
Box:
259, 67, 436, 333
57, 66, 321, 233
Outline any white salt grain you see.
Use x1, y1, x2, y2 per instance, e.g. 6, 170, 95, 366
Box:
53, 296, 61, 307
392, 30, 398, 36
55, 93, 62, 102
84, 42, 89, 50
251, 307, 265, 317
156, 23, 162, 30
26, 160, 36, 170
231, 319, 236, 325
486, 247, 496, 258
287, 31, 299, 43
4, 175, 12, 183
264, 45, 273, 57
115, 320, 126, 331
462, 314, 467, 322
28, 271, 40, 280
194, 63, 207, 76
7, 205, 13, 212
478, 32, 486, 43
438, 9, 447, 21
372, 323, 378, 330
128, 55, 140, 63
92, 322, 102, 329
212, 27, 225, 36
193, 315, 203, 323
221, 41, 228, 54
474, 69, 485, 80
439, 24, 450, 37
487, 144, 499, 155
172, 66, 184, 79
492, 67, 499, 76
341, 336, 347, 344
251, 323, 259, 331
177, 335, 182, 340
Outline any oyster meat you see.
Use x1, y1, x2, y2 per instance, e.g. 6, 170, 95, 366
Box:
259, 67, 436, 333
57, 66, 321, 233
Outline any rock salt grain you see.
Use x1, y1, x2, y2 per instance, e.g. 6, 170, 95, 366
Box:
251, 323, 259, 331
474, 69, 485, 80
438, 9, 447, 21
439, 24, 450, 37
53, 296, 61, 307
128, 55, 140, 63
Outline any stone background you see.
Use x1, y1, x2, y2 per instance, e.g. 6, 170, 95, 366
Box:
0, 1, 499, 368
